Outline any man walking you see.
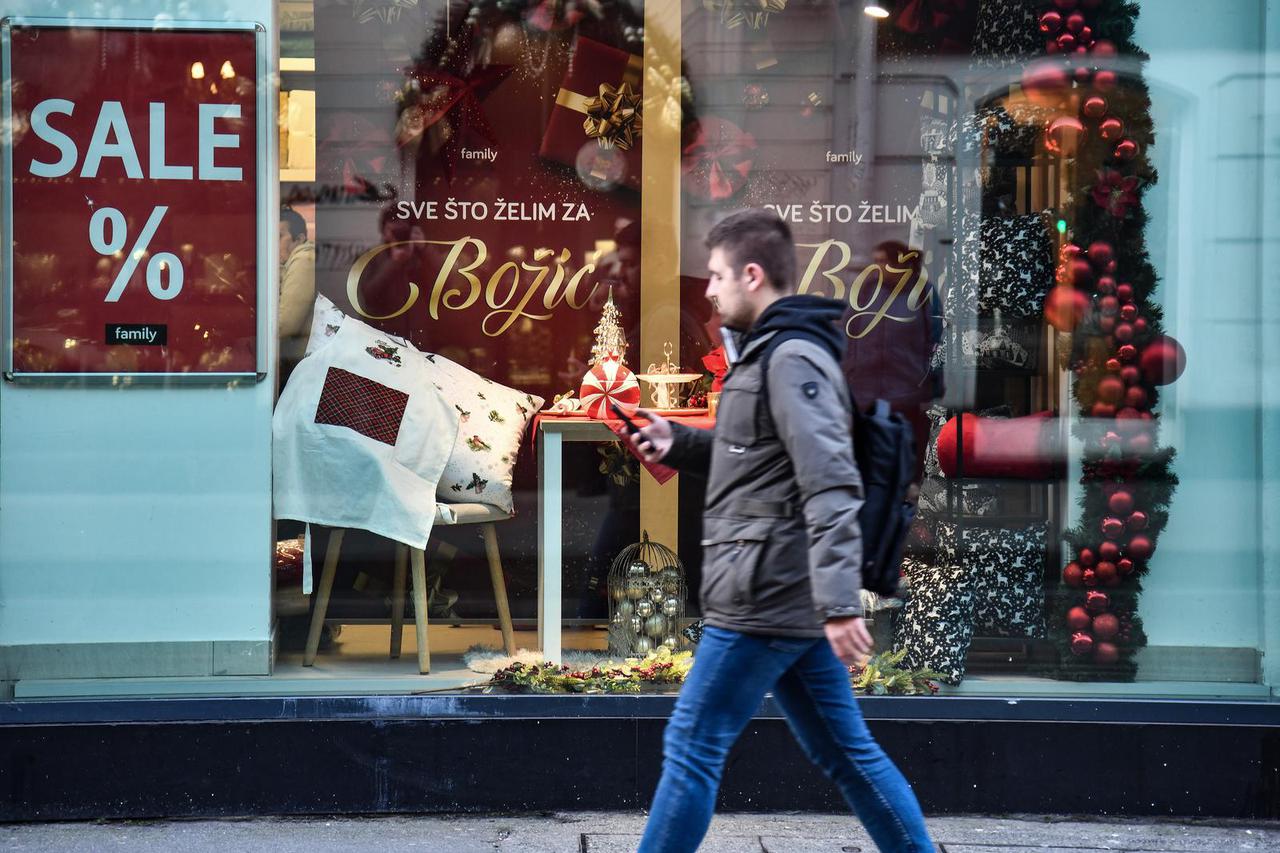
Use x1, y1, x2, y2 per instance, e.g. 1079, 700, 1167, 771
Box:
630, 209, 934, 853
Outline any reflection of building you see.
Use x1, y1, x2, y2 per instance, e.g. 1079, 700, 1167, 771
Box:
1, 0, 1278, 824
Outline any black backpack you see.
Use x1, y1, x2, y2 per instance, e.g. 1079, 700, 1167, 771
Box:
759, 330, 917, 597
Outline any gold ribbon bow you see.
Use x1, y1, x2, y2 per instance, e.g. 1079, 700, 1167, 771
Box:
581, 82, 643, 150
703, 0, 787, 30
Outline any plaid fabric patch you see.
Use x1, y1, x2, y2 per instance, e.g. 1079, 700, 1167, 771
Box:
314, 367, 408, 446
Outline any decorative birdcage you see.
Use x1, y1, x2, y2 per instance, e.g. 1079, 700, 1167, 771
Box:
607, 531, 687, 657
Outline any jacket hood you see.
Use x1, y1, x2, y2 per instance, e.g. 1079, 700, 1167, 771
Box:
741, 294, 847, 362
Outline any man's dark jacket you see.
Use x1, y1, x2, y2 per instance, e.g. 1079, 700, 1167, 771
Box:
665, 295, 866, 637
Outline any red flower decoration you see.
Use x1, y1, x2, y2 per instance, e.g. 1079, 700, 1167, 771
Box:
701, 345, 728, 392
1091, 169, 1140, 218
682, 118, 757, 202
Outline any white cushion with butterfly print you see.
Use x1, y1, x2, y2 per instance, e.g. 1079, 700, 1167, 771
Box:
303, 294, 544, 514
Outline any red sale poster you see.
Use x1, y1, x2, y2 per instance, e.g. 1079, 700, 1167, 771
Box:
3, 23, 262, 378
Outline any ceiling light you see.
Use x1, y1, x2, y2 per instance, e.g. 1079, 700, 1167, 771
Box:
864, 2, 891, 18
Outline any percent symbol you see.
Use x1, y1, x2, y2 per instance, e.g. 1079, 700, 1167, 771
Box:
89, 206, 185, 303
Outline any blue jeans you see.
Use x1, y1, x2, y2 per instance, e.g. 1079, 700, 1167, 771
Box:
639, 625, 934, 853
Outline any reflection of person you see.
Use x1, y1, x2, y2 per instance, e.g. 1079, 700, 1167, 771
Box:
629, 210, 933, 853
841, 240, 942, 485
278, 207, 316, 369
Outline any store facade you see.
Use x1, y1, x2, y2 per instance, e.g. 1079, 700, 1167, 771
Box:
1, 0, 1278, 821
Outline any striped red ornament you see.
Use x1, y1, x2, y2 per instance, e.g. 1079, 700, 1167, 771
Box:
579, 357, 640, 419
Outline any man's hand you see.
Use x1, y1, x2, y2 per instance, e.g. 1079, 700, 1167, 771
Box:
628, 408, 674, 463
824, 616, 874, 667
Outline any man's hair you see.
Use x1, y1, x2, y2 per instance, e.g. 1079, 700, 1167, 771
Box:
705, 208, 797, 292
280, 207, 307, 241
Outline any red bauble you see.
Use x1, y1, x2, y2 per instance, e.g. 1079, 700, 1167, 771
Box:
1085, 590, 1110, 614
1065, 11, 1085, 33
1121, 365, 1142, 385
1099, 116, 1124, 140
1046, 39, 1061, 54
1096, 561, 1118, 584
1115, 139, 1139, 161
1097, 375, 1124, 404
1094, 69, 1119, 91
1057, 33, 1077, 51
1119, 304, 1138, 322
1127, 432, 1154, 457
1075, 66, 1094, 84
1099, 316, 1117, 335
1082, 96, 1108, 120
1045, 115, 1086, 154
1083, 567, 1098, 587
1078, 548, 1097, 567
1063, 562, 1085, 587
1079, 25, 1094, 45
1099, 295, 1120, 316
1115, 407, 1145, 432
1092, 613, 1120, 640
1127, 534, 1154, 560
1117, 557, 1134, 576
1053, 0, 1078, 9
1124, 386, 1148, 409
1070, 631, 1094, 656
1063, 242, 1083, 260
1044, 286, 1089, 331
1100, 431, 1123, 450
1067, 606, 1092, 631
1127, 511, 1148, 531
1092, 39, 1118, 57
1093, 641, 1120, 665
1105, 259, 1118, 275
1039, 10, 1064, 33
1099, 541, 1120, 562
1091, 402, 1117, 418
1118, 344, 1138, 362
1096, 275, 1116, 294
1023, 61, 1071, 101
1087, 240, 1114, 267
1140, 335, 1187, 385
1070, 258, 1095, 286
1105, 358, 1122, 372
1108, 490, 1135, 516
1115, 283, 1134, 301
1114, 322, 1135, 343
1102, 517, 1125, 539
1133, 318, 1149, 335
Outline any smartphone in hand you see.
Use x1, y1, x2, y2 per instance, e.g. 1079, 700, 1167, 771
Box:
610, 402, 643, 434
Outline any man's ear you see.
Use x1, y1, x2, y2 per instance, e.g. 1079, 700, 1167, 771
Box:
742, 262, 766, 292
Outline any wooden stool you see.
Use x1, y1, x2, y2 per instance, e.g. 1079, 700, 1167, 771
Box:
302, 503, 517, 673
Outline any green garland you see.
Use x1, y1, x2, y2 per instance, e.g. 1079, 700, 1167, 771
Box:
483, 648, 941, 695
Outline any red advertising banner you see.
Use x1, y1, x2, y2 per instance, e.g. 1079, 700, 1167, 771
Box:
4, 22, 261, 378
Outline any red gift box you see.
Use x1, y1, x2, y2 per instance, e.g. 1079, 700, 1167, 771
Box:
539, 36, 643, 191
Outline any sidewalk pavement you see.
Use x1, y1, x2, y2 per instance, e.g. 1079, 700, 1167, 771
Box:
2, 813, 1278, 852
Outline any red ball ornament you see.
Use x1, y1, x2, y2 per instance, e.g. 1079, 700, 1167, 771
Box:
1119, 303, 1138, 322
1133, 318, 1149, 335
1094, 69, 1119, 91
1079, 548, 1097, 567
1099, 116, 1124, 140
1045, 115, 1086, 154
1067, 606, 1092, 631
1102, 517, 1125, 539
1118, 344, 1138, 362
1127, 534, 1154, 560
1053, 0, 1078, 9
1099, 541, 1120, 562
1065, 11, 1085, 33
1087, 240, 1114, 268
1096, 275, 1116, 294
1127, 432, 1154, 457
1071, 631, 1095, 656
1120, 365, 1141, 385
1115, 407, 1145, 432
1124, 386, 1148, 409
1115, 139, 1140, 161
1091, 402, 1117, 418
1105, 259, 1119, 275
1099, 315, 1117, 335
1082, 96, 1107, 119
1092, 39, 1118, 58
1075, 66, 1094, 84
1108, 490, 1134, 516
1096, 561, 1118, 584
1085, 590, 1110, 614
1083, 567, 1098, 587
1099, 295, 1120, 316
1057, 33, 1077, 51
1117, 557, 1134, 576
1063, 242, 1083, 260
1070, 258, 1095, 286
1114, 322, 1135, 343
1100, 431, 1123, 451
1105, 358, 1122, 372
1092, 613, 1120, 640
1046, 39, 1061, 54
1023, 61, 1071, 100
1079, 25, 1094, 45
1039, 10, 1064, 33
1116, 283, 1134, 302
1127, 511, 1148, 531
1140, 335, 1188, 385
1097, 375, 1125, 404
1063, 562, 1085, 587
1044, 287, 1090, 332
1093, 641, 1120, 665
